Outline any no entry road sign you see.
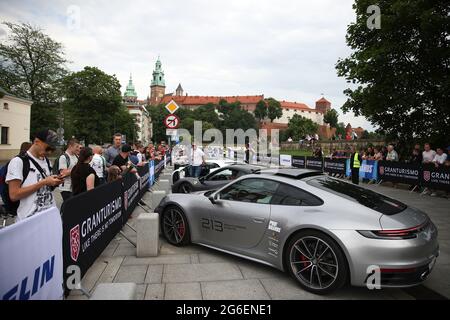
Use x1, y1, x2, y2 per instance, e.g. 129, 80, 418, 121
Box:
164, 114, 180, 129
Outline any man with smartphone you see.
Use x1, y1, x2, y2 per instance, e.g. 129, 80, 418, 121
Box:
6, 129, 64, 221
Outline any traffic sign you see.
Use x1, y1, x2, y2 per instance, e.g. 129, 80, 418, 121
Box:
164, 114, 180, 129
164, 100, 180, 114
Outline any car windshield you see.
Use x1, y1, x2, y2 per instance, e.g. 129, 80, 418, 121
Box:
307, 176, 407, 215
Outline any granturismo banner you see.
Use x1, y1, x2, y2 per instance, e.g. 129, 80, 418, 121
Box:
421, 164, 450, 191
291, 156, 306, 168
306, 157, 323, 171
378, 161, 421, 185
61, 180, 123, 285
323, 158, 347, 175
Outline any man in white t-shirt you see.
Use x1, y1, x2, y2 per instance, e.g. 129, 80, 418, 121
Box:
6, 129, 64, 221
433, 147, 448, 167
422, 143, 436, 163
189, 144, 205, 177
58, 138, 79, 201
90, 146, 107, 184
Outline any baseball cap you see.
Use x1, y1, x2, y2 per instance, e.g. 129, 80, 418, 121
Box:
35, 129, 58, 149
121, 144, 132, 153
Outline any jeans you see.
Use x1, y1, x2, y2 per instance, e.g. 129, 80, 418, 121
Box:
190, 165, 202, 177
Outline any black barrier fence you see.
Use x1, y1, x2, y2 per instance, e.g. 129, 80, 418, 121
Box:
306, 157, 324, 171
123, 172, 140, 223
61, 156, 170, 289
292, 156, 306, 168
421, 164, 450, 191
62, 180, 124, 285
323, 158, 347, 175
377, 161, 421, 185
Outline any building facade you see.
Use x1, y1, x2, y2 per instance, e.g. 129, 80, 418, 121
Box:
0, 87, 32, 161
123, 75, 152, 145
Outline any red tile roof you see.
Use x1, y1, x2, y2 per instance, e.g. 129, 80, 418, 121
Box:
316, 97, 331, 104
280, 101, 314, 111
160, 95, 264, 106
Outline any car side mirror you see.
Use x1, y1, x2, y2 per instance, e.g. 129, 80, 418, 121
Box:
208, 193, 220, 204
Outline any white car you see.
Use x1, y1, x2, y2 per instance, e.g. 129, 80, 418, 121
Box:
171, 159, 245, 184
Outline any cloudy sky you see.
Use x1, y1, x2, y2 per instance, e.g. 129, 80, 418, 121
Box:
0, 0, 373, 129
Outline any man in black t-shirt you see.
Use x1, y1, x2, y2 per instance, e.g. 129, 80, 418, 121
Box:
112, 144, 137, 174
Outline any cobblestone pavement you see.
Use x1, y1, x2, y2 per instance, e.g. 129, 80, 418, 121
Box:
65, 180, 449, 300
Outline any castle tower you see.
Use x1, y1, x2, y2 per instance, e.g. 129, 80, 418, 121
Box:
175, 83, 184, 96
149, 57, 166, 105
315, 96, 332, 114
123, 74, 138, 102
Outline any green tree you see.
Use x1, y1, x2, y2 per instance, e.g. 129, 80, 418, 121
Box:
324, 109, 339, 128
336, 0, 449, 147
335, 122, 346, 138
266, 98, 282, 122
61, 66, 136, 145
148, 104, 171, 143
254, 100, 268, 121
285, 114, 319, 141
0, 22, 69, 136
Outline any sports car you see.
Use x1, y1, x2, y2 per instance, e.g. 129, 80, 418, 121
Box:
155, 168, 439, 294
171, 164, 262, 194
171, 160, 246, 184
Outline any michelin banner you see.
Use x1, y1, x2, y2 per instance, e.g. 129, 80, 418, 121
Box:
0, 207, 63, 300
279, 154, 292, 167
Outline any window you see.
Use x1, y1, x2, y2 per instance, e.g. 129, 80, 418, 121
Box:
208, 168, 239, 181
1, 127, 9, 144
219, 178, 279, 204
271, 183, 323, 206
3, 103, 9, 110
307, 176, 406, 215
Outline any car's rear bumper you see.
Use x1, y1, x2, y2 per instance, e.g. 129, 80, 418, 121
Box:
330, 229, 439, 288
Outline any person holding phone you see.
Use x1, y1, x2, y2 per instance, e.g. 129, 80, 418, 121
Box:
6, 129, 63, 221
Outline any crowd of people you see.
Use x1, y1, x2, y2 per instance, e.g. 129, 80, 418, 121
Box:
1, 129, 170, 223
331, 143, 450, 197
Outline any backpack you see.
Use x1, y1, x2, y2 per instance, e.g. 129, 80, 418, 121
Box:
0, 154, 51, 215
52, 153, 70, 175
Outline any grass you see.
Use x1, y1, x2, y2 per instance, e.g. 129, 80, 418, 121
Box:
279, 149, 313, 157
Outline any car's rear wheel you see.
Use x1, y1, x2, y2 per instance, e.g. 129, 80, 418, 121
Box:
178, 182, 193, 194
162, 206, 190, 246
285, 230, 348, 295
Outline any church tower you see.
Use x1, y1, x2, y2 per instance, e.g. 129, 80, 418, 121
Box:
175, 83, 184, 96
123, 74, 138, 102
149, 57, 166, 105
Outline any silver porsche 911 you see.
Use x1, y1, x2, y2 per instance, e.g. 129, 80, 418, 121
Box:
155, 168, 439, 294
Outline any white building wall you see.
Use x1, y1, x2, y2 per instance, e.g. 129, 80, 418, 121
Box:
274, 108, 324, 126
0, 95, 32, 160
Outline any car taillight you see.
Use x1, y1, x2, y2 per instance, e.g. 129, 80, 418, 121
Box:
358, 221, 429, 240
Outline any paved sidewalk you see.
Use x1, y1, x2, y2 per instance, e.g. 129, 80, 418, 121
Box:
65, 179, 449, 300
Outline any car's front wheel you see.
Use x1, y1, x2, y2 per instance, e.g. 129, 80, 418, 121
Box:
162, 206, 191, 246
285, 230, 348, 295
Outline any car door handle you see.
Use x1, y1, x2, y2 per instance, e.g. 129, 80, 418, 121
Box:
253, 217, 265, 223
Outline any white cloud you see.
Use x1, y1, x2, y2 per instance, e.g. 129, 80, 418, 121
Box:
1, 0, 375, 130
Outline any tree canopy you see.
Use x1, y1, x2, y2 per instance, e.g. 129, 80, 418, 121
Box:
61, 66, 136, 145
336, 0, 449, 147
284, 114, 319, 141
266, 98, 283, 122
0, 22, 69, 136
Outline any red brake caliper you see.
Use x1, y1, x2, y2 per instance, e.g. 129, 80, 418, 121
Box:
177, 219, 185, 238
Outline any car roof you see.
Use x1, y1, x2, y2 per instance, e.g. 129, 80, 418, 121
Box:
259, 168, 325, 180
219, 164, 265, 172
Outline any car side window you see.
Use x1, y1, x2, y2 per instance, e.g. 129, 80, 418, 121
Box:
271, 183, 323, 206
208, 169, 238, 181
219, 178, 279, 204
